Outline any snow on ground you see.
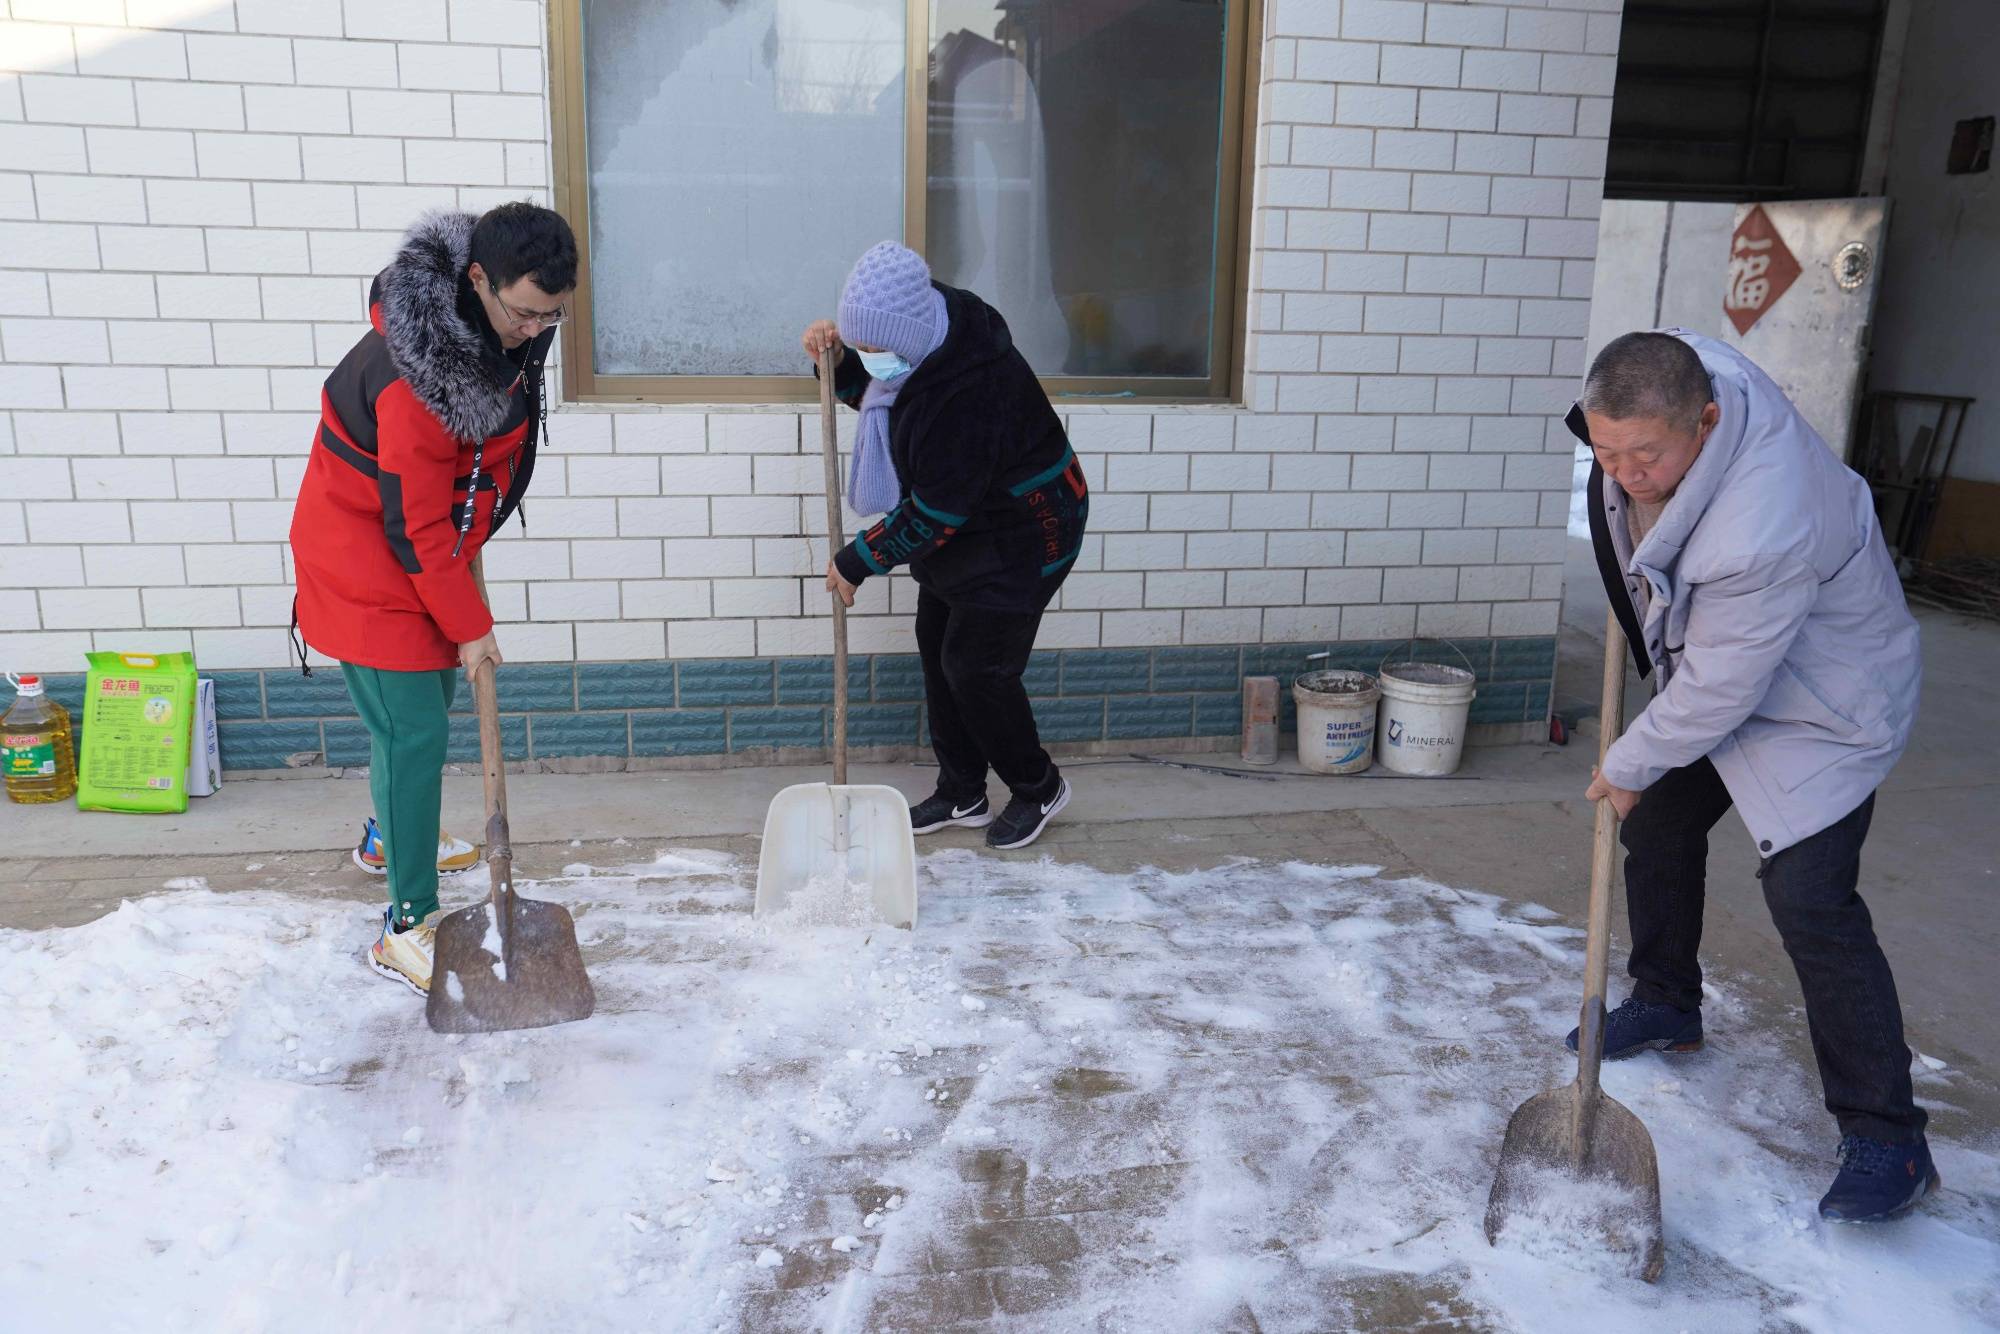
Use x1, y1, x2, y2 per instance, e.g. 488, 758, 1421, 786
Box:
2, 849, 1996, 1333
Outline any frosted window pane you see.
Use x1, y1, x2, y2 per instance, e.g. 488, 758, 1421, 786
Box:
584, 0, 906, 377
927, 1, 1227, 378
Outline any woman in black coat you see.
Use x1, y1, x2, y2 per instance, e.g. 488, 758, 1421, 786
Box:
802, 242, 1087, 850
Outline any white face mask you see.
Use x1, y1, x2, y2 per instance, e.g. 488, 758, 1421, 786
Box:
856, 348, 912, 381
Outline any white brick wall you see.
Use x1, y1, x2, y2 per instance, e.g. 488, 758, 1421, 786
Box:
0, 0, 1611, 672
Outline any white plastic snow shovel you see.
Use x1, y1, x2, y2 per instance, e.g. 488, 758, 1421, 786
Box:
753, 347, 918, 929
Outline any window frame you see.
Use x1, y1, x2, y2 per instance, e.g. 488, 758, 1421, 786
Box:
547, 0, 1263, 406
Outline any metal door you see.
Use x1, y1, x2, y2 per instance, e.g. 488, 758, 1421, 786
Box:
1719, 198, 1891, 461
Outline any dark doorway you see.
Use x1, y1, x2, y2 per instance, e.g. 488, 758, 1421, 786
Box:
1606, 0, 1890, 201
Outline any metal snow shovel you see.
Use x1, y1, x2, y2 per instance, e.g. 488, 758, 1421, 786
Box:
1485, 607, 1664, 1281
753, 347, 918, 929
427, 559, 596, 1033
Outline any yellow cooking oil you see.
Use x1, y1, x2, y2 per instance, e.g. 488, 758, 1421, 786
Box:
3, 673, 78, 804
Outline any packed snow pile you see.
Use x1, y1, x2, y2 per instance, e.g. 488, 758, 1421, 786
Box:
1485, 1160, 1660, 1281
761, 873, 879, 931
1, 851, 1995, 1333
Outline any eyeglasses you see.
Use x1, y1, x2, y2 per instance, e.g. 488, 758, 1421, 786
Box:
489, 280, 567, 329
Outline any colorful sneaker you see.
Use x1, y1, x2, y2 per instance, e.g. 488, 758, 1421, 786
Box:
434, 832, 480, 874
367, 905, 441, 996
910, 792, 995, 835
1819, 1135, 1940, 1222
352, 817, 480, 876
985, 776, 1070, 851
1566, 996, 1704, 1060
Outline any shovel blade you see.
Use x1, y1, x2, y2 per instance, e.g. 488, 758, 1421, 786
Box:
426, 893, 595, 1034
754, 782, 918, 929
1485, 1084, 1665, 1282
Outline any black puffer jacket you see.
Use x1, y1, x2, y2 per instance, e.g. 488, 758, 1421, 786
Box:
831, 284, 1087, 613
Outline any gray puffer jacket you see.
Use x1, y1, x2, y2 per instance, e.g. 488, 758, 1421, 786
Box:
1577, 331, 1920, 856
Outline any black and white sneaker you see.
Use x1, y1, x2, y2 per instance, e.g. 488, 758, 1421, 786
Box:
985, 777, 1071, 851
910, 792, 995, 835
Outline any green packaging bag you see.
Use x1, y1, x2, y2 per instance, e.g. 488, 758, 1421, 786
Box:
78, 651, 199, 814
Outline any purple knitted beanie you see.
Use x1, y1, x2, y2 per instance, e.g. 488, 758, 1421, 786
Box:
837, 242, 941, 362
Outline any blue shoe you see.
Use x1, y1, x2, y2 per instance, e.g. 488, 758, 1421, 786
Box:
1819, 1135, 1940, 1222
354, 817, 388, 875
1565, 996, 1704, 1059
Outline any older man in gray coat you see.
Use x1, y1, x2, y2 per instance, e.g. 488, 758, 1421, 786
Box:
1568, 330, 1934, 1223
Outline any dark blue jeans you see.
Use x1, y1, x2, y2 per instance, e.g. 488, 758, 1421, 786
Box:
1621, 757, 1924, 1143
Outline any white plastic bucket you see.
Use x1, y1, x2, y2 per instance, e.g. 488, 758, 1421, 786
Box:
1293, 670, 1380, 774
1375, 661, 1477, 776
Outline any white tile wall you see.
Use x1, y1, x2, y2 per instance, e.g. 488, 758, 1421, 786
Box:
0, 0, 1610, 673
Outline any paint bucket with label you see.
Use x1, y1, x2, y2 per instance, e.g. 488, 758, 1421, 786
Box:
1375, 656, 1477, 777
1293, 670, 1380, 774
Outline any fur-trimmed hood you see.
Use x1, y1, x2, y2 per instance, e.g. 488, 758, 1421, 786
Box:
373, 210, 518, 442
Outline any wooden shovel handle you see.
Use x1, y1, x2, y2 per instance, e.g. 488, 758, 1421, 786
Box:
1574, 605, 1630, 1151
469, 556, 510, 912
817, 348, 849, 785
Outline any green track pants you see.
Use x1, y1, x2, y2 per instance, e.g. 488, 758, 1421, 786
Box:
341, 663, 458, 927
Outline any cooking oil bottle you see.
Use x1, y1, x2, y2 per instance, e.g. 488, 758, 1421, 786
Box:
3, 673, 77, 804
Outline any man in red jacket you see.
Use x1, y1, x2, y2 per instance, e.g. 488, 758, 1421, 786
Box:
288, 203, 576, 995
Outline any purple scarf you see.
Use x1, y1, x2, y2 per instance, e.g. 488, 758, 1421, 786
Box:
849, 288, 949, 515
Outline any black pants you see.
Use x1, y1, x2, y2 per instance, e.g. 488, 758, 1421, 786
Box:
915, 586, 1060, 806
1622, 757, 1923, 1143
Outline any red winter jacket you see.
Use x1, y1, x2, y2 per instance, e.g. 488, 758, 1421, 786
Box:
289, 212, 552, 672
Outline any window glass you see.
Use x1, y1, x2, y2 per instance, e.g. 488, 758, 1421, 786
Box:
927, 0, 1228, 378
583, 0, 907, 376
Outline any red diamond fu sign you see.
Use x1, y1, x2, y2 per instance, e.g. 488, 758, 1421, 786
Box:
1723, 205, 1801, 336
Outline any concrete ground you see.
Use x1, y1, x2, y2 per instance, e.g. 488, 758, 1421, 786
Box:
4, 595, 1996, 1328
7, 601, 1996, 1112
